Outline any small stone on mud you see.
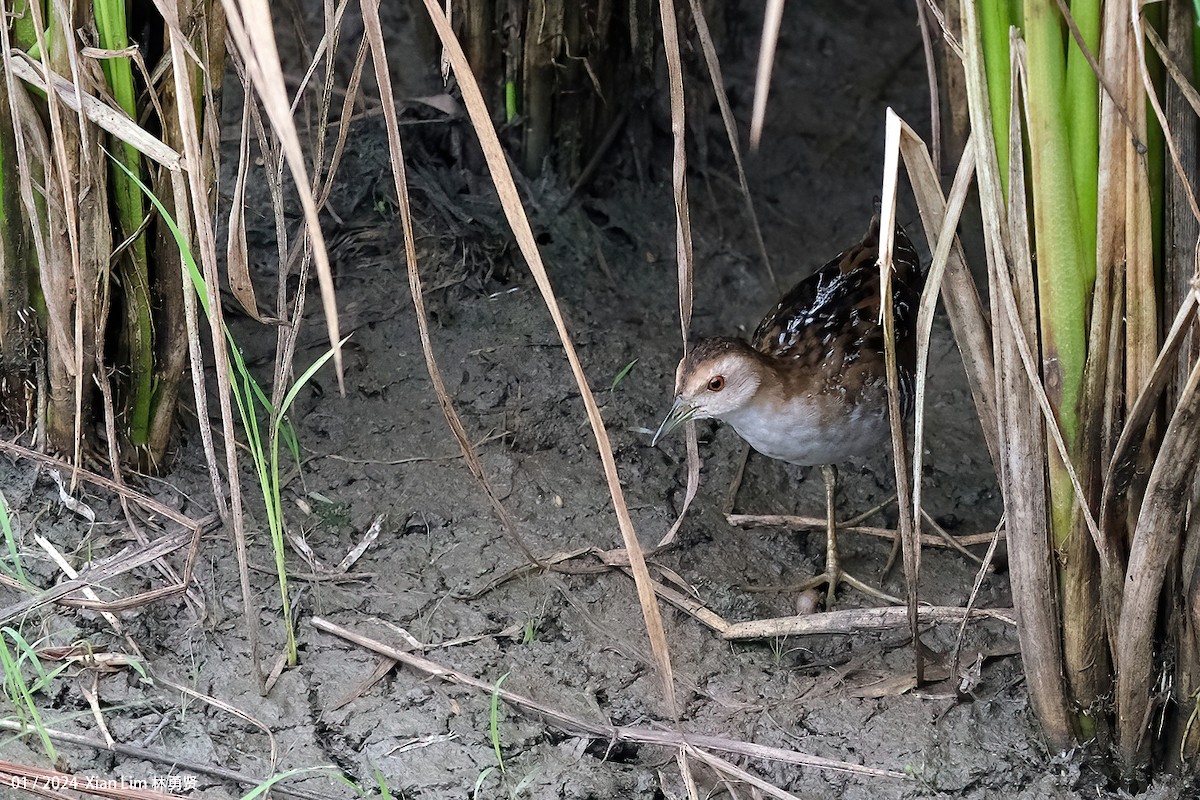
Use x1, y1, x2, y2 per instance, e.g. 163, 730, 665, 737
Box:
795, 589, 822, 616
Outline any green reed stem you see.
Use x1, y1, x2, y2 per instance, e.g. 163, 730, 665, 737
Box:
94, 0, 153, 445
1065, 0, 1099, 283
979, 0, 1012, 196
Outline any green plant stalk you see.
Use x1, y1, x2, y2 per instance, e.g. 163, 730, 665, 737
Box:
1024, 0, 1095, 739
111, 156, 302, 664
94, 0, 153, 445
266, 342, 344, 665
0, 492, 29, 585
505, 81, 518, 124
1064, 0, 1099, 283
0, 629, 57, 762
1024, 1, 1090, 439
227, 348, 297, 665
979, 0, 1012, 196
490, 672, 509, 774
10, 0, 42, 51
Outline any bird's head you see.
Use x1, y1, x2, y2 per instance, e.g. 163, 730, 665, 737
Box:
652, 338, 764, 445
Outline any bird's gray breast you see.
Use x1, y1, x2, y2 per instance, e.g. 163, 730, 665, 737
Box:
723, 397, 890, 466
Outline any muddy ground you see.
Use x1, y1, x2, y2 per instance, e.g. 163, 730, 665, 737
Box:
0, 1, 1189, 798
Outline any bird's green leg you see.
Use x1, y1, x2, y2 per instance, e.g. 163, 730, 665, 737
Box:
801, 464, 902, 607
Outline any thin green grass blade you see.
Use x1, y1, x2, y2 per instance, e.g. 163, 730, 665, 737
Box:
490, 672, 509, 774
373, 769, 394, 800
239, 767, 353, 800
108, 153, 304, 663
0, 492, 29, 585
610, 359, 637, 392
473, 766, 496, 799
0, 630, 56, 762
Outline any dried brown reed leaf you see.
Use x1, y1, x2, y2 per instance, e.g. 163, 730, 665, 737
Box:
1145, 23, 1200, 122
952, 526, 1004, 672
654, 0, 699, 551
657, 0, 694, 341
0, 439, 207, 623
1100, 295, 1200, 625
24, 0, 98, 469
165, 162, 228, 518
35, 534, 124, 635
1104, 294, 1200, 504
912, 0, 942, 174
286, 0, 354, 118
0, 527, 192, 623
154, 670, 279, 770
216, 0, 345, 391
418, 0, 678, 718
896, 125, 1000, 471
727, 513, 1001, 548
720, 605, 1016, 640
0, 59, 54, 352
675, 750, 701, 800
907, 130, 977, 559
359, 0, 538, 564
268, 2, 354, 420
157, 0, 262, 690
879, 110, 922, 682
749, 0, 784, 151
316, 37, 370, 210
1073, 0, 1129, 664
686, 0, 775, 290
1134, 11, 1200, 225
227, 85, 259, 320
295, 0, 347, 198
7, 55, 182, 168
1117, 352, 1200, 761
1122, 17, 1157, 412
655, 427, 699, 550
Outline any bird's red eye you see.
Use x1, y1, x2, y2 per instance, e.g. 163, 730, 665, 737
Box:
707, 376, 725, 392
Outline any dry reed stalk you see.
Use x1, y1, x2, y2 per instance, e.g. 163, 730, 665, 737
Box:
417, 0, 679, 718
749, 0, 784, 151
218, 0, 344, 390
312, 616, 910, 782
687, 0, 776, 290
654, 0, 702, 551
879, 112, 923, 682
156, 0, 269, 689
358, 0, 539, 564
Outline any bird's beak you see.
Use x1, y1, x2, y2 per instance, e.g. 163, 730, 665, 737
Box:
652, 397, 696, 447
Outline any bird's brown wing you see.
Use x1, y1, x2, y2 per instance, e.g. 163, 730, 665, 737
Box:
751, 242, 873, 360
751, 218, 925, 405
